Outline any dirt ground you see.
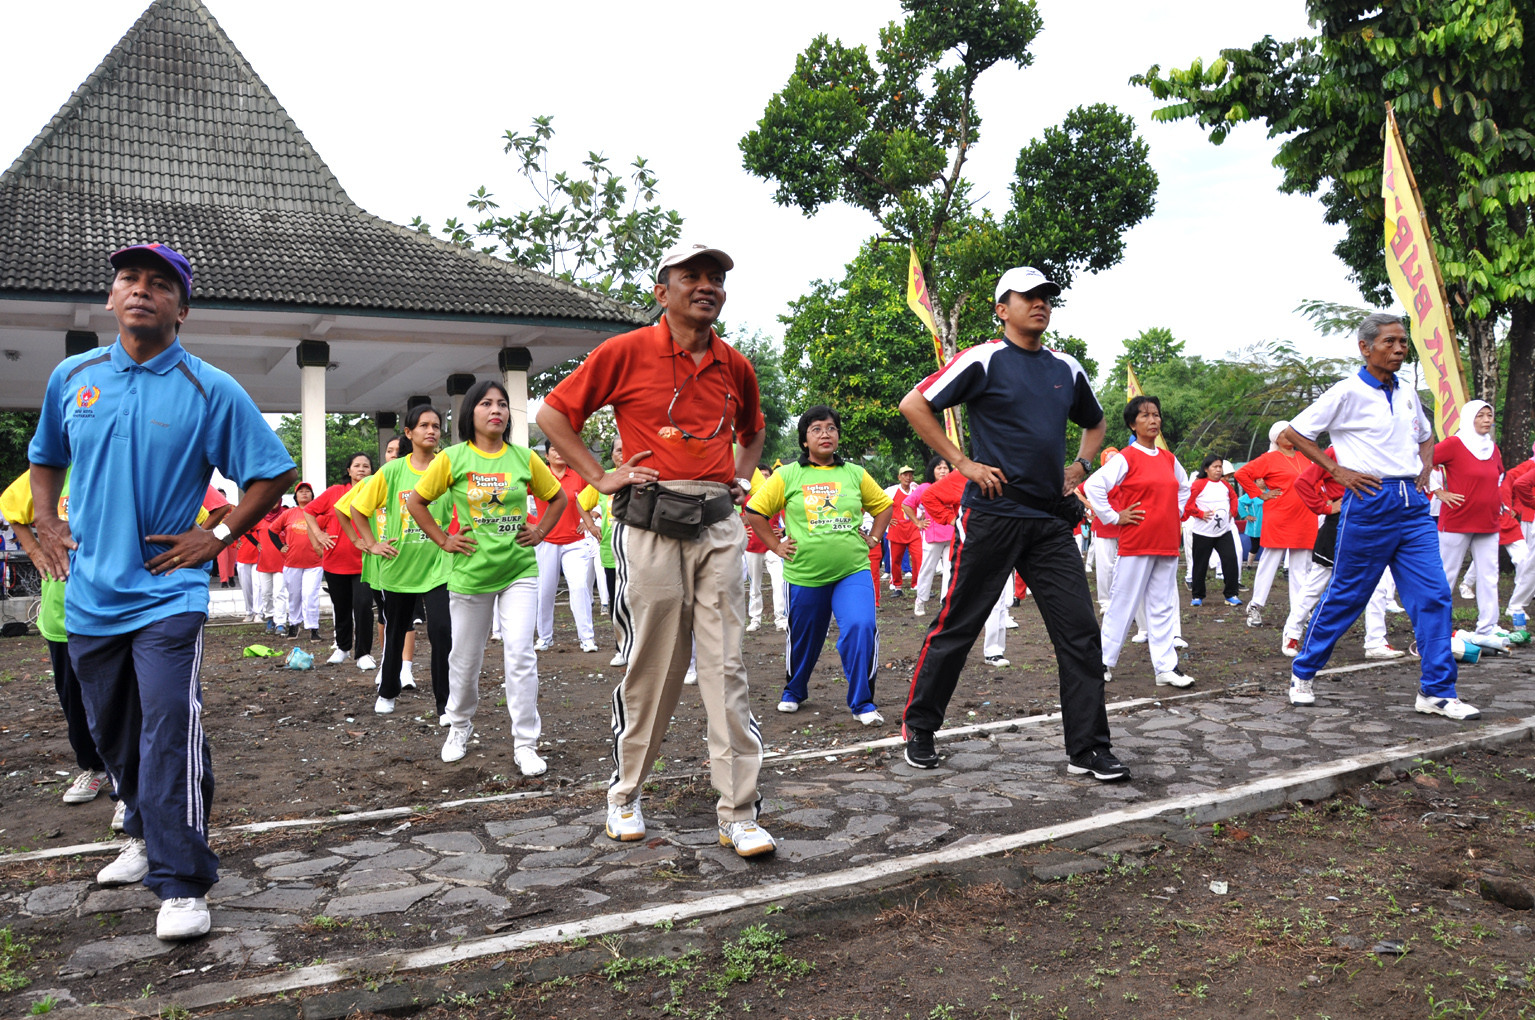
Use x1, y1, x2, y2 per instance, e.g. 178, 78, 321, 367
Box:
280, 745, 1535, 1020
0, 566, 1512, 852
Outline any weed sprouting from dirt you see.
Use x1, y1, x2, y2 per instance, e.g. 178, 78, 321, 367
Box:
0, 927, 33, 992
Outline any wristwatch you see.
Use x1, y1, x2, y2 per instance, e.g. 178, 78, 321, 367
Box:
1073, 457, 1092, 474
212, 522, 232, 543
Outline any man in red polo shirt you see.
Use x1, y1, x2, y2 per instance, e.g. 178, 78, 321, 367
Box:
537, 243, 775, 858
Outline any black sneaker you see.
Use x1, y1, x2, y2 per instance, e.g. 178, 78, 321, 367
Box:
905, 729, 940, 769
309, 628, 322, 641
1067, 748, 1131, 782
286, 624, 299, 638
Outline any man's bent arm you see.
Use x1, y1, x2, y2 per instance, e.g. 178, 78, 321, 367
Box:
536, 404, 658, 495
1282, 427, 1380, 498
28, 464, 73, 580
899, 388, 965, 468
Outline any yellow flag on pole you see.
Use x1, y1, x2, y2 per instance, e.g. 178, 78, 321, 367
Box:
1382, 105, 1471, 439
1125, 364, 1170, 451
906, 245, 962, 447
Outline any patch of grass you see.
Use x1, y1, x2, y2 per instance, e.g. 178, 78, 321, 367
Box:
28, 996, 58, 1015
0, 928, 34, 992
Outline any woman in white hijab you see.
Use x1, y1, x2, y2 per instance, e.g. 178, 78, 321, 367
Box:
1432, 400, 1505, 636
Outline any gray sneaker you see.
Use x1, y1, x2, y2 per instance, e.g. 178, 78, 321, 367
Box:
1246, 602, 1264, 628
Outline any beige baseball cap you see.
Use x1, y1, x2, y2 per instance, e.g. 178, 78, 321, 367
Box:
657, 242, 734, 280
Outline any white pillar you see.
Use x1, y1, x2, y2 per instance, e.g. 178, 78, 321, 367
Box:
296, 341, 329, 487
500, 347, 532, 448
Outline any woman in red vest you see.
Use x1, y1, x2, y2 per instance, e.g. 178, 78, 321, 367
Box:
1083, 396, 1195, 688
1434, 400, 1505, 637
1235, 420, 1320, 631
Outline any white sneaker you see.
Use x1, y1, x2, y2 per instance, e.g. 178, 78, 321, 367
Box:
356, 654, 377, 671
774, 619, 788, 631
610, 651, 628, 667
856, 709, 884, 726
777, 699, 799, 713
514, 746, 548, 777
111, 798, 126, 832
326, 647, 348, 665
1155, 668, 1195, 688
1172, 636, 1188, 649
1131, 632, 1148, 644
1103, 669, 1113, 683
746, 618, 761, 633
580, 640, 599, 653
914, 601, 927, 617
374, 696, 395, 715
441, 726, 471, 763
63, 769, 109, 805
1246, 603, 1264, 628
985, 655, 1010, 667
97, 838, 149, 885
156, 896, 210, 941
1282, 637, 1300, 658
533, 640, 553, 652
1415, 694, 1481, 720
400, 664, 417, 690
719, 819, 777, 857
438, 714, 449, 727
1003, 615, 1018, 629
1364, 644, 1407, 660
683, 669, 698, 685
1459, 585, 1475, 601
1386, 600, 1405, 614
1289, 676, 1316, 705
606, 800, 645, 841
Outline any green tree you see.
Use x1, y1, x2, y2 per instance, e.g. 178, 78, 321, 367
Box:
1132, 0, 1535, 463
724, 327, 798, 466
0, 411, 39, 486
274, 413, 379, 490
742, 0, 1157, 373
413, 115, 684, 395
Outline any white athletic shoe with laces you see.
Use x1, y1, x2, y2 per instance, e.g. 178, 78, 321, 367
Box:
400, 665, 417, 690
1172, 636, 1188, 649
514, 746, 548, 777
610, 651, 628, 667
580, 640, 599, 653
1246, 603, 1264, 628
683, 669, 698, 685
1103, 669, 1113, 684
1004, 615, 1018, 629
374, 696, 395, 715
1364, 644, 1407, 660
1289, 676, 1316, 705
111, 798, 126, 832
1459, 585, 1475, 601
156, 896, 210, 940
1130, 631, 1148, 644
720, 819, 777, 857
856, 709, 884, 726
1155, 668, 1195, 688
356, 654, 377, 671
97, 838, 149, 885
1415, 694, 1481, 720
440, 726, 472, 763
63, 770, 109, 804
606, 800, 645, 841
326, 648, 348, 665
775, 618, 788, 631
746, 618, 762, 633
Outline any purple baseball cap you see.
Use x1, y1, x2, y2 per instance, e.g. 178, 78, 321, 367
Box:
109, 243, 193, 303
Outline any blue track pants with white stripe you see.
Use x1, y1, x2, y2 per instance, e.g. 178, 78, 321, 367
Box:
1292, 479, 1457, 698
783, 570, 880, 715
70, 612, 218, 898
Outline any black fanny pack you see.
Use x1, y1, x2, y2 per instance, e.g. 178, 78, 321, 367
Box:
612, 483, 735, 541
1002, 482, 1085, 527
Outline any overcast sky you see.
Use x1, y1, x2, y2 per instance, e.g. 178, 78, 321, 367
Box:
2, 1, 1382, 378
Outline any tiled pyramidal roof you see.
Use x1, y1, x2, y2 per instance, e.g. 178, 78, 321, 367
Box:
0, 0, 647, 324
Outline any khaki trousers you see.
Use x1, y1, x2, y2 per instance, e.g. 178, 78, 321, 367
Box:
609, 480, 762, 822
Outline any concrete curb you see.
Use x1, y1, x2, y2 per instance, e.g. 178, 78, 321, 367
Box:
48, 712, 1534, 1020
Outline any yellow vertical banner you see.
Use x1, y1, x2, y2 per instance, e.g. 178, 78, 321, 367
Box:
905, 246, 962, 448
1125, 364, 1170, 451
1382, 105, 1470, 439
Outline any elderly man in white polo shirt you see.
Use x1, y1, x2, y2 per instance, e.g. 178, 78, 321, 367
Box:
1279, 312, 1478, 719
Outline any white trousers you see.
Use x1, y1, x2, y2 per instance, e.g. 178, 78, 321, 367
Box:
256, 569, 288, 626
1101, 554, 1180, 674
1253, 546, 1312, 610
1286, 563, 1390, 647
445, 578, 540, 748
745, 550, 787, 624
1510, 523, 1535, 615
1092, 536, 1118, 609
536, 540, 595, 644
983, 582, 1013, 658
237, 561, 257, 616
916, 539, 952, 603
1440, 531, 1500, 635
283, 565, 323, 630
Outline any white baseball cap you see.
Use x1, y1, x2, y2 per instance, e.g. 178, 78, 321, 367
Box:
656, 242, 735, 279
994, 266, 1061, 302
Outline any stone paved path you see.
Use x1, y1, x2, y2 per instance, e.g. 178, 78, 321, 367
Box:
5, 652, 1532, 1007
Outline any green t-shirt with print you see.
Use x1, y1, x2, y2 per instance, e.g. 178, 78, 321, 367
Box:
414, 441, 548, 595
749, 461, 882, 588
363, 456, 451, 594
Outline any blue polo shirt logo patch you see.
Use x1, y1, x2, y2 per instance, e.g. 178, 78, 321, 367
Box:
74, 385, 100, 412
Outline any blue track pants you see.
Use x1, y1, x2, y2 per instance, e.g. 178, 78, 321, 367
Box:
784, 570, 880, 715
1292, 479, 1456, 697
70, 612, 218, 898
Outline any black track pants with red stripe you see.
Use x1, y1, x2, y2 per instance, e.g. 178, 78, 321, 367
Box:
902, 508, 1111, 759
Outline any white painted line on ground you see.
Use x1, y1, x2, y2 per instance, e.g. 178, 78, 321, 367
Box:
106, 714, 1535, 1017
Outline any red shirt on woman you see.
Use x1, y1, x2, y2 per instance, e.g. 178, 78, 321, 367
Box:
272, 506, 323, 569
306, 482, 363, 574
1433, 435, 1505, 534
1234, 450, 1319, 549
1089, 444, 1190, 557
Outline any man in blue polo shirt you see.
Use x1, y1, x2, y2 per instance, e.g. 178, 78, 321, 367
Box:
1281, 311, 1476, 720
896, 266, 1124, 781
28, 243, 295, 941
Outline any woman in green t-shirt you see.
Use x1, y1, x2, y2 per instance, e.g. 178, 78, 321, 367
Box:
745, 406, 894, 725
347, 404, 452, 719
408, 380, 567, 776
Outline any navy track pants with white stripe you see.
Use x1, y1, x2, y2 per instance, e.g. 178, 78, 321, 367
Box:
71, 611, 218, 898
782, 570, 880, 715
